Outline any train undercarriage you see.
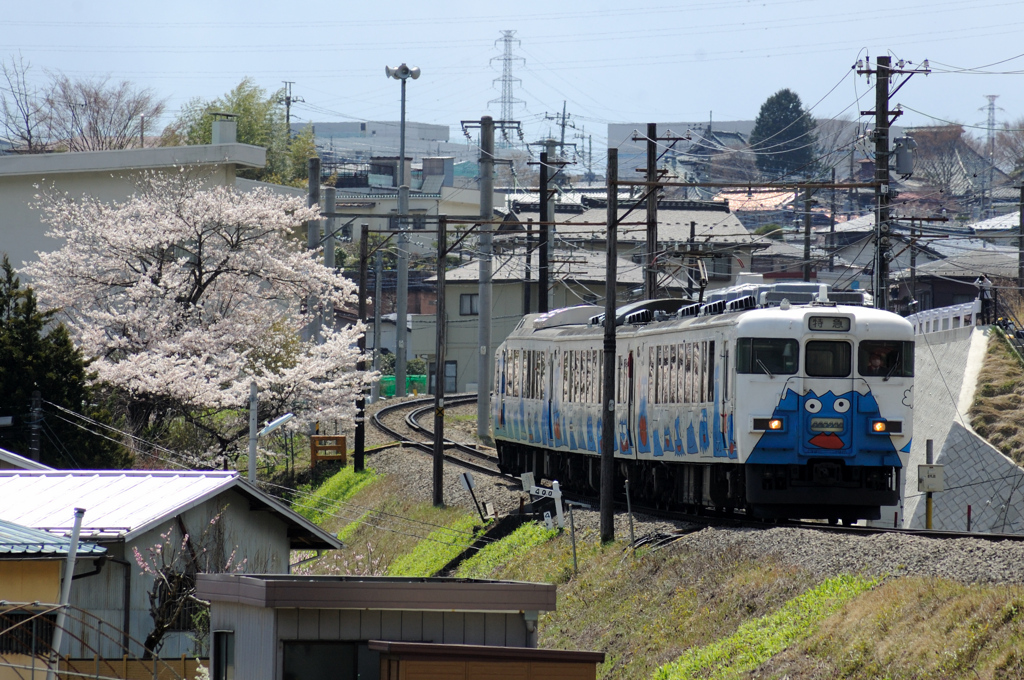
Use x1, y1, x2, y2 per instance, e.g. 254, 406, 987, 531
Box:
496, 440, 901, 523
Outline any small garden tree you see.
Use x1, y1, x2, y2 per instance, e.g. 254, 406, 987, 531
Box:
26, 170, 372, 466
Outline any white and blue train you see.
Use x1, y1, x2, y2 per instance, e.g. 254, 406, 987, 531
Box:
492, 284, 914, 522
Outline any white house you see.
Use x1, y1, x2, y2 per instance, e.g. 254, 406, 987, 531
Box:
0, 470, 340, 660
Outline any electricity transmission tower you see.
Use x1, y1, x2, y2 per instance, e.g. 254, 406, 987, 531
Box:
489, 30, 526, 148
981, 94, 1001, 217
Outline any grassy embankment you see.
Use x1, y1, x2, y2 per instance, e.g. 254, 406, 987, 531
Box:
296, 461, 1024, 679
970, 328, 1024, 464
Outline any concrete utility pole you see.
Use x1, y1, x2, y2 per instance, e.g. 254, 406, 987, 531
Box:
645, 123, 658, 299
434, 216, 448, 507
248, 382, 258, 481
371, 243, 383, 403
600, 148, 619, 544
396, 135, 410, 396
478, 117, 495, 443
544, 139, 558, 311
29, 390, 41, 462
355, 224, 369, 473
803, 187, 813, 282
523, 221, 533, 314
281, 81, 303, 136
1019, 186, 1024, 290
829, 168, 836, 272
323, 187, 336, 270
538, 152, 550, 314
307, 158, 322, 340
874, 56, 891, 310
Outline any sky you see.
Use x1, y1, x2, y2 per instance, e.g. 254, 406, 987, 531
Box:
5, 0, 1024, 156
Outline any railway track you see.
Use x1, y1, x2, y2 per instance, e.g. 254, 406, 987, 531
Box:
370, 394, 504, 478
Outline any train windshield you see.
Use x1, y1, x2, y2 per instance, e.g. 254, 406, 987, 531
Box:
736, 338, 799, 375
859, 340, 915, 377
805, 341, 852, 377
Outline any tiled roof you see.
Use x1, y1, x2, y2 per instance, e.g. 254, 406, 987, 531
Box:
0, 518, 106, 557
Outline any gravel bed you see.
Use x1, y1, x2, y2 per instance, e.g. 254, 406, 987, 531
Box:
364, 399, 1024, 585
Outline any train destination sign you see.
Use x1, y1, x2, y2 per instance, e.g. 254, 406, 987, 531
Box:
808, 316, 851, 332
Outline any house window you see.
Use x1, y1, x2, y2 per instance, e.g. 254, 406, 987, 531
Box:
412, 214, 427, 230
707, 256, 732, 280
0, 609, 56, 655
445, 361, 457, 393
460, 294, 479, 316
213, 631, 235, 680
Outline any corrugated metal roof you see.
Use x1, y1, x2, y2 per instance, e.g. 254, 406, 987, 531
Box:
0, 470, 341, 549
0, 447, 54, 471
0, 518, 106, 557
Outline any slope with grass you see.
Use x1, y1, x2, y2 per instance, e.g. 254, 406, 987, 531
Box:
291, 450, 1024, 679
970, 329, 1024, 464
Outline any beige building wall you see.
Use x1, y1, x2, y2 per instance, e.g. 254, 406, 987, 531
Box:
0, 144, 265, 275
0, 560, 61, 602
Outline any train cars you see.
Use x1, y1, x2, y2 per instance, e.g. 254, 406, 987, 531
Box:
493, 284, 913, 522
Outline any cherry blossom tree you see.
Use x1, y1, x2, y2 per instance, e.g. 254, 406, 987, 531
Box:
26, 170, 371, 465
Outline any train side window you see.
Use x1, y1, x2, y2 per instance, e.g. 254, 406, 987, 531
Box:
649, 347, 656, 403
682, 343, 691, 403
669, 345, 678, 403
805, 340, 851, 377
735, 338, 799, 375
563, 352, 570, 401
859, 340, 914, 377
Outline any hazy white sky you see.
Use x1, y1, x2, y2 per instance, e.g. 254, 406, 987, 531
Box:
5, 0, 1023, 151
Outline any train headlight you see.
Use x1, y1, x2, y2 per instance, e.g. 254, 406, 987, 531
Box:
753, 417, 785, 432
869, 419, 903, 434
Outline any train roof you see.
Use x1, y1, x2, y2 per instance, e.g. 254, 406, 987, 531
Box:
505, 283, 913, 342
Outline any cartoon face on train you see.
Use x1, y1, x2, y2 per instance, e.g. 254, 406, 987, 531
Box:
750, 386, 899, 460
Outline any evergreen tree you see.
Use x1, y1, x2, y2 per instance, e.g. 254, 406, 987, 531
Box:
749, 89, 817, 177
0, 255, 129, 468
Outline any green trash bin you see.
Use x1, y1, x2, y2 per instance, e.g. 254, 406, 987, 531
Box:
379, 376, 396, 398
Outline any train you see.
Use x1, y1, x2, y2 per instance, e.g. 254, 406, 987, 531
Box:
492, 283, 914, 523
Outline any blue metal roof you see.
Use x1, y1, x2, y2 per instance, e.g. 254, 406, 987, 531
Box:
0, 519, 106, 558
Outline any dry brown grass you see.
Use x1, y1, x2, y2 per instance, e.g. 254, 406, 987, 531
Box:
969, 331, 1024, 464
757, 578, 1024, 679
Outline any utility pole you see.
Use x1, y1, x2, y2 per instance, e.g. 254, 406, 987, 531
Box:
829, 168, 836, 272
281, 81, 304, 137
645, 123, 658, 299
803, 187, 813, 282
600, 148, 618, 544
478, 117, 495, 443
1019, 186, 1024, 290
523, 221, 533, 314
433, 216, 448, 507
544, 139, 559, 310
248, 382, 257, 481
874, 56, 891, 310
371, 242, 382, 403
395, 85, 410, 398
307, 158, 322, 340
538, 151, 550, 314
323, 187, 336, 270
29, 390, 41, 462
355, 224, 369, 473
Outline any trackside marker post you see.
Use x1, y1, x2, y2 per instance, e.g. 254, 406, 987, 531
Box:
529, 480, 565, 529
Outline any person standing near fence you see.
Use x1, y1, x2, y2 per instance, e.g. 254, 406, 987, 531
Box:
975, 275, 994, 324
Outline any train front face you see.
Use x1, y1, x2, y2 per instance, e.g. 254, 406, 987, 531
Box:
736, 306, 914, 521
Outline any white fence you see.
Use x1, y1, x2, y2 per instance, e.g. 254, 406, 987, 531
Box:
905, 300, 981, 335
